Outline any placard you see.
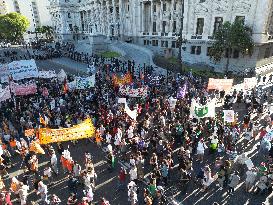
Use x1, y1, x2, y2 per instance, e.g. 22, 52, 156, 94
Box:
207, 78, 233, 91
8, 59, 38, 81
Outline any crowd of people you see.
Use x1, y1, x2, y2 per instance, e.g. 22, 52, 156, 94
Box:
0, 43, 272, 205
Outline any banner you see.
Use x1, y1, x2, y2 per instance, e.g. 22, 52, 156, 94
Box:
145, 75, 162, 86
223, 110, 235, 122
13, 82, 37, 96
177, 83, 187, 99
38, 118, 95, 144
190, 99, 216, 119
68, 80, 76, 91
38, 70, 57, 79
0, 86, 11, 103
113, 72, 132, 86
207, 78, 233, 91
119, 85, 148, 97
244, 77, 257, 90
57, 69, 67, 82
25, 129, 35, 137
8, 59, 38, 81
75, 75, 95, 89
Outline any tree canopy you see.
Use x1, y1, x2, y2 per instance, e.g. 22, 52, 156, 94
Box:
208, 20, 254, 73
0, 12, 30, 43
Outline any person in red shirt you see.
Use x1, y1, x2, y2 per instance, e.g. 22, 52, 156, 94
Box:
0, 192, 12, 205
259, 127, 267, 139
117, 167, 127, 191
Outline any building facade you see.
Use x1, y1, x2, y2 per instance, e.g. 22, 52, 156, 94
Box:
48, 0, 183, 55
182, 0, 273, 73
0, 1, 8, 15
5, 0, 52, 42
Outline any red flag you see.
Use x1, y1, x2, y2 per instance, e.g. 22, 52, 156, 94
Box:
63, 78, 69, 94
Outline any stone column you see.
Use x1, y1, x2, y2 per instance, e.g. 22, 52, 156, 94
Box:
112, 0, 116, 36
160, 0, 163, 31
170, 0, 175, 33
150, 0, 154, 33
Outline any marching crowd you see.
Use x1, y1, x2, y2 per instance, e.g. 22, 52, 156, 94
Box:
0, 44, 272, 205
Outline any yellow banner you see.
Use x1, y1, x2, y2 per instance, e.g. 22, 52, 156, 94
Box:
113, 72, 132, 86
38, 118, 95, 144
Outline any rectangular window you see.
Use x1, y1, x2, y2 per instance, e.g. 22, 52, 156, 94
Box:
213, 17, 223, 34
153, 4, 156, 12
172, 41, 176, 48
264, 47, 270, 58
196, 18, 204, 35
165, 41, 168, 48
233, 49, 239, 58
207, 47, 211, 56
68, 13, 71, 18
127, 5, 130, 12
69, 24, 73, 31
196, 46, 201, 55
174, 2, 177, 10
82, 24, 84, 31
173, 21, 177, 33
144, 40, 147, 45
161, 41, 165, 47
163, 3, 167, 12
153, 22, 157, 32
235, 16, 245, 24
191, 46, 196, 54
162, 21, 166, 33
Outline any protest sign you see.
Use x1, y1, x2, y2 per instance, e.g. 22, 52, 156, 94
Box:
38, 118, 95, 144
50, 99, 55, 110
244, 77, 257, 91
207, 78, 233, 91
119, 85, 148, 97
25, 129, 35, 137
223, 110, 235, 122
118, 98, 127, 104
177, 83, 187, 99
113, 72, 132, 86
190, 99, 216, 119
75, 75, 95, 89
57, 69, 67, 82
38, 70, 57, 79
124, 103, 137, 120
8, 59, 38, 81
13, 82, 37, 96
168, 97, 177, 110
0, 86, 11, 103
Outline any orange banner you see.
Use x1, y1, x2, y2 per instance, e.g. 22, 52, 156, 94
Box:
207, 78, 233, 91
38, 118, 95, 144
113, 72, 132, 86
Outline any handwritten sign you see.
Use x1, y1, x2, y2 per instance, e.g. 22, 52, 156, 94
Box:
8, 59, 38, 81
207, 78, 233, 91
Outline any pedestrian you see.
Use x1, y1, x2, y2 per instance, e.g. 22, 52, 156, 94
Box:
37, 181, 49, 204
227, 171, 240, 195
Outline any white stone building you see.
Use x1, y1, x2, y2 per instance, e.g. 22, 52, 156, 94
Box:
0, 1, 8, 15
48, 0, 183, 55
5, 0, 52, 42
182, 0, 273, 73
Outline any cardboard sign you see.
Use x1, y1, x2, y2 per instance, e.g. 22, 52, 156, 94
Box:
244, 77, 257, 91
223, 110, 235, 122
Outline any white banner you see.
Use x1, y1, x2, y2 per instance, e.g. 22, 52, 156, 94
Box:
38, 70, 57, 79
223, 110, 235, 122
0, 86, 11, 102
57, 69, 67, 82
190, 99, 216, 119
244, 77, 257, 90
75, 75, 95, 89
124, 103, 137, 120
119, 85, 148, 97
8, 59, 38, 81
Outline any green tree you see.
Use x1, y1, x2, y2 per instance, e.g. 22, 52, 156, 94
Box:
0, 12, 30, 42
208, 20, 254, 74
41, 26, 54, 40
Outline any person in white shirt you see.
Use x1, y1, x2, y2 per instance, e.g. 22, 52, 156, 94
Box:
105, 132, 112, 144
245, 168, 257, 192
129, 165, 138, 182
37, 181, 49, 204
18, 182, 29, 205
50, 151, 58, 175
43, 165, 53, 185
